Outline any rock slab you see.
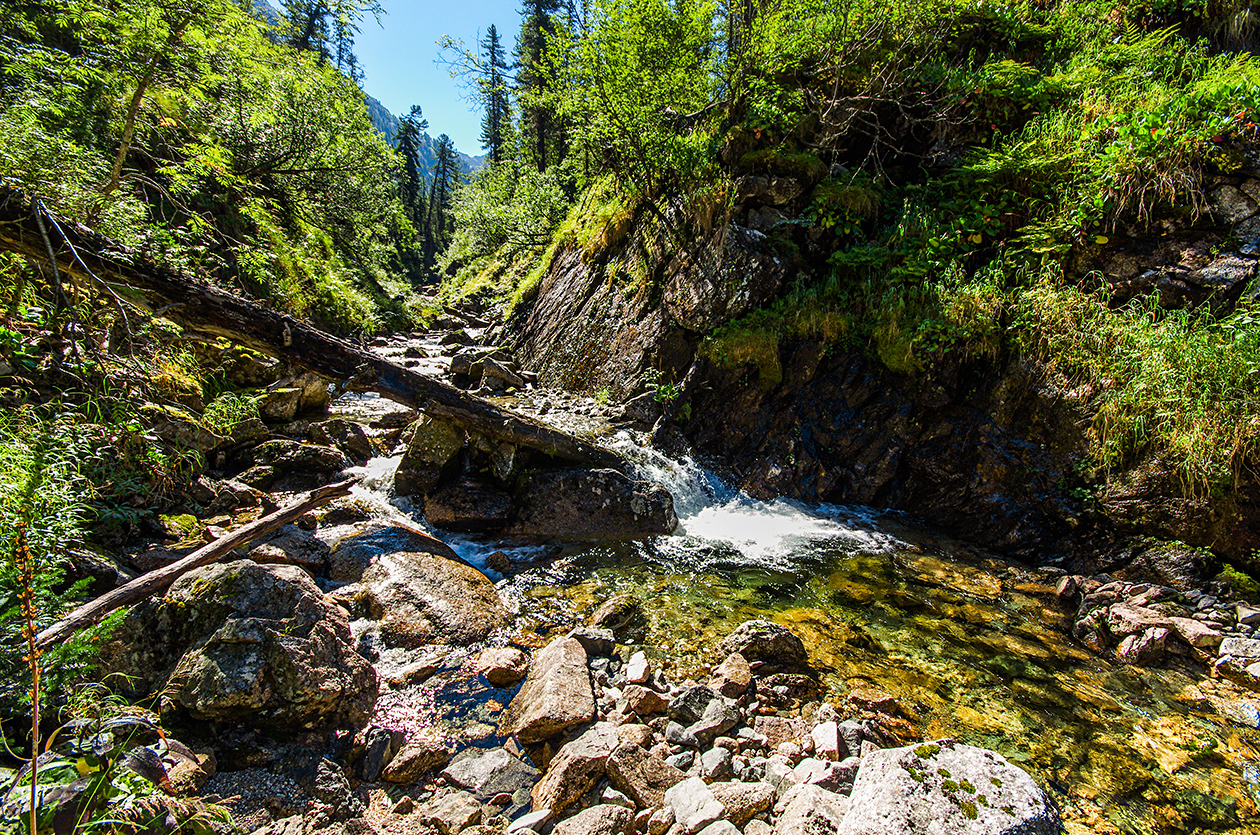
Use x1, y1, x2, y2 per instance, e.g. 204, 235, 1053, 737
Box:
501, 637, 595, 744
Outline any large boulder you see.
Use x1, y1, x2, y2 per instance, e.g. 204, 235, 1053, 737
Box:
252, 440, 350, 476
101, 560, 375, 730
719, 620, 808, 666
837, 739, 1060, 835
425, 480, 514, 532
329, 525, 508, 649
308, 418, 373, 465
394, 416, 464, 496
501, 637, 595, 744
507, 468, 678, 538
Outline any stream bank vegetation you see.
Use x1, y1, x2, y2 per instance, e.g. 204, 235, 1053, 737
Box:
441, 0, 1260, 505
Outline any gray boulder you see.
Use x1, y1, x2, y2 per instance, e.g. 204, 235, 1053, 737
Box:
394, 416, 464, 496
837, 739, 1060, 835
101, 560, 375, 730
443, 747, 539, 801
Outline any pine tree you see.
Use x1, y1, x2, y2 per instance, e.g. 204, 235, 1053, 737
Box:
515, 0, 564, 172
422, 134, 461, 274
479, 25, 511, 164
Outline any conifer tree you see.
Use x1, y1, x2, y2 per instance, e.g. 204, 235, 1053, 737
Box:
479, 25, 512, 164
422, 134, 461, 274
515, 0, 565, 172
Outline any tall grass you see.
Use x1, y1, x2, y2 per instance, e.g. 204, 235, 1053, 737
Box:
1016, 276, 1260, 491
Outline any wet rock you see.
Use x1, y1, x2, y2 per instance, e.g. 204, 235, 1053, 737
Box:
394, 417, 464, 496
501, 636, 596, 744
443, 747, 539, 801
417, 791, 482, 834
552, 804, 633, 835
710, 780, 775, 826
245, 524, 330, 573
383, 740, 451, 783
531, 723, 619, 814
259, 385, 302, 423
426, 480, 513, 532
570, 626, 617, 657
252, 440, 350, 477
591, 595, 647, 639
1116, 626, 1170, 666
475, 647, 530, 687
308, 419, 373, 465
837, 739, 1060, 835
606, 742, 687, 808
508, 468, 677, 538
710, 653, 752, 698
1108, 604, 1173, 637
665, 777, 725, 835
720, 621, 807, 667
359, 726, 404, 781
845, 687, 899, 714
101, 560, 375, 730
774, 783, 849, 835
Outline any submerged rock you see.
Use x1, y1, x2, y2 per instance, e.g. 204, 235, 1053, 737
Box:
837, 739, 1060, 835
719, 620, 808, 666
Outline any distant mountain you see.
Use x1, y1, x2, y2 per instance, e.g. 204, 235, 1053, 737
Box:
365, 95, 484, 178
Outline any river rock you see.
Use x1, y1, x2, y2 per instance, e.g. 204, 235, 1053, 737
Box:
754, 716, 810, 749
665, 777, 725, 835
1116, 626, 1169, 666
259, 385, 302, 423
101, 560, 375, 730
837, 739, 1060, 835
710, 653, 752, 697
688, 698, 741, 746
507, 468, 678, 538
569, 626, 617, 657
710, 780, 776, 826
1219, 636, 1260, 659
417, 792, 482, 834
621, 684, 669, 716
626, 650, 651, 684
553, 804, 633, 835
476, 647, 530, 686
394, 416, 464, 496
1167, 616, 1224, 650
501, 637, 596, 744
700, 747, 733, 782
327, 522, 460, 581
531, 723, 620, 814
382, 740, 451, 783
482, 356, 525, 390
426, 479, 513, 532
719, 620, 808, 666
671, 685, 721, 725
341, 545, 507, 649
442, 747, 538, 804
246, 524, 330, 572
1107, 603, 1172, 637
308, 418, 372, 465
591, 595, 648, 638
606, 742, 687, 807
252, 439, 350, 476
811, 721, 842, 762
774, 784, 849, 835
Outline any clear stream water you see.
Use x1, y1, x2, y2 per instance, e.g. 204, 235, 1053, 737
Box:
335, 393, 1260, 835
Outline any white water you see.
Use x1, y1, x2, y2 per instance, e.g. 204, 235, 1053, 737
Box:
606, 431, 905, 568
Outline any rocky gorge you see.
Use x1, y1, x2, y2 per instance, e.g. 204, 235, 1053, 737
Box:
55, 317, 1259, 835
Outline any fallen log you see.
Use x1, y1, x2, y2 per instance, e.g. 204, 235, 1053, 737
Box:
35, 478, 357, 649
0, 191, 622, 469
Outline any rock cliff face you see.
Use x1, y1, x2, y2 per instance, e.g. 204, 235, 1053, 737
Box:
504, 172, 1260, 573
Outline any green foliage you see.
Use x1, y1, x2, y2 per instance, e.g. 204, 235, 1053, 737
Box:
1015, 276, 1260, 489
442, 162, 571, 269
0, 685, 233, 834
200, 392, 260, 435
0, 0, 408, 335
0, 411, 110, 719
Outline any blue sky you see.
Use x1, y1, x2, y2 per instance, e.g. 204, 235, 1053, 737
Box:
355, 0, 521, 156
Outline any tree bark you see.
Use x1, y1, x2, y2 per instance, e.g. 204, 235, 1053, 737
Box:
35, 478, 358, 649
0, 191, 622, 469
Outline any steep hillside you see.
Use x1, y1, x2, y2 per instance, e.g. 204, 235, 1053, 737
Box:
365, 94, 485, 176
